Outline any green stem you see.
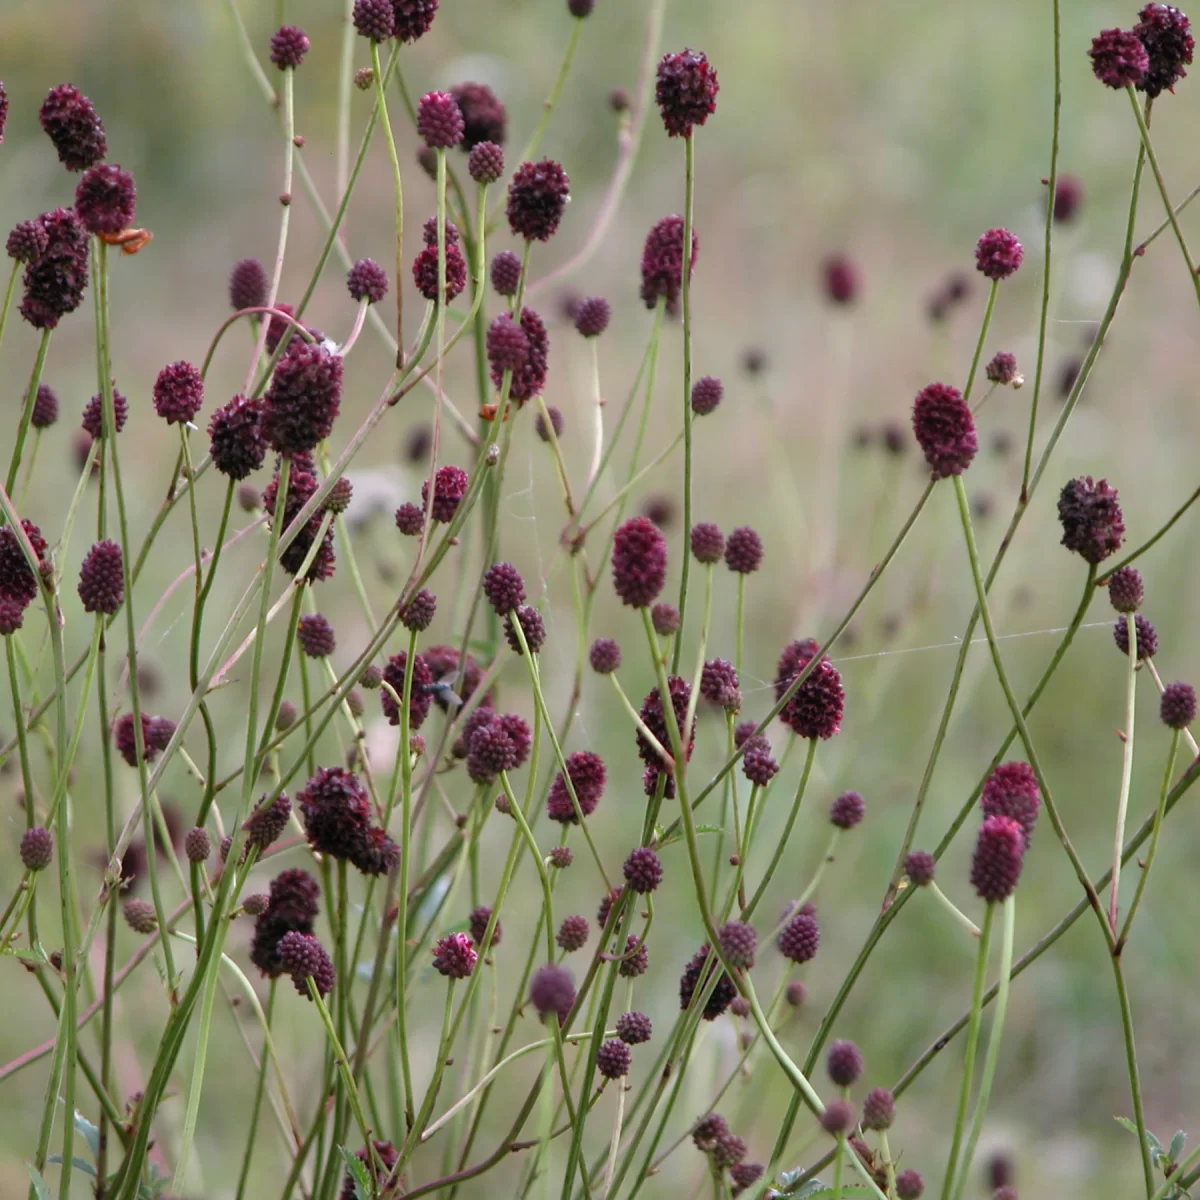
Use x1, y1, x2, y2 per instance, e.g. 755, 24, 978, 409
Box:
939, 904, 995, 1200
371, 41, 405, 359
960, 281, 996, 406
6, 328, 52, 494
1111, 951, 1155, 1199
672, 134, 696, 672
1109, 612, 1139, 932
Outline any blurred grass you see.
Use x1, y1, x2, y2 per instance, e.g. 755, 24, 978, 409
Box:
2, 0, 1200, 1196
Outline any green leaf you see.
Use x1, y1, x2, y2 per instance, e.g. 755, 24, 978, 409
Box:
1169, 1130, 1187, 1163
694, 824, 726, 836
47, 1156, 99, 1178
339, 1145, 371, 1200
74, 1109, 101, 1158
1116, 1116, 1164, 1155
25, 1164, 51, 1200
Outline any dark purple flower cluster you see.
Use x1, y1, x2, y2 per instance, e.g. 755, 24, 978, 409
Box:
655, 49, 719, 137
394, 0, 439, 43
1114, 613, 1158, 659
153, 361, 204, 426
1090, 27, 1151, 87
113, 711, 175, 767
297, 766, 399, 875
39, 84, 107, 170
974, 228, 1023, 281
774, 639, 844, 740
507, 160, 570, 241
417, 90, 464, 149
297, 613, 336, 657
504, 605, 546, 655
637, 676, 694, 774
269, 26, 310, 69
777, 905, 820, 963
263, 459, 337, 581
242, 793, 293, 853
0, 519, 47, 635
981, 762, 1040, 847
1107, 566, 1144, 613
347, 258, 388, 304
209, 396, 267, 480
421, 464, 470, 522
490, 251, 522, 297
230, 258, 268, 310
78, 539, 124, 615
7, 220, 49, 264
1161, 681, 1197, 729
985, 352, 1018, 385
1058, 476, 1124, 564
412, 235, 467, 302
700, 658, 741, 712
1135, 4, 1194, 96
465, 710, 532, 784
530, 962, 576, 1020
612, 516, 668, 608
20, 208, 90, 330
433, 932, 477, 978
81, 389, 127, 438
262, 341, 344, 456
278, 931, 335, 998
489, 308, 549, 404
911, 382, 977, 478
724, 527, 762, 574
452, 82, 507, 147
623, 846, 663, 893
640, 214, 698, 314
971, 815, 1025, 902
469, 141, 505, 184
380, 650, 434, 728
74, 164, 136, 235
679, 944, 737, 1020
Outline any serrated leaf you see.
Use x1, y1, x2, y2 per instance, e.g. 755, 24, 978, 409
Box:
339, 1145, 371, 1200
47, 1156, 98, 1177
74, 1109, 101, 1158
1169, 1130, 1187, 1163
25, 1164, 51, 1200
1116, 1116, 1163, 1155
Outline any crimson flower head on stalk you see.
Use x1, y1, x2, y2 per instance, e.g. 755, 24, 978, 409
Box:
655, 49, 719, 137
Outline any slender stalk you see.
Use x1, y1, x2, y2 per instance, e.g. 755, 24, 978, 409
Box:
371, 41, 405, 359
1109, 612, 1139, 932
1111, 951, 1155, 1199
6, 329, 52, 494
940, 904, 995, 1200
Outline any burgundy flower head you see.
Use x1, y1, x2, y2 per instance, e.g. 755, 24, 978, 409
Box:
701, 658, 742, 712
393, 0, 438, 42
7, 220, 49, 264
830, 790, 865, 829
1057, 476, 1124, 564
1114, 613, 1157, 659
20, 208, 89, 330
970, 814, 1025, 902
690, 522, 725, 564
597, 1038, 632, 1079
469, 905, 501, 950
638, 675, 695, 769
497, 308, 549, 403
827, 1039, 864, 1086
530, 962, 575, 1020
691, 375, 723, 416
863, 1088, 896, 1131
263, 340, 343, 456
823, 254, 860, 304
250, 868, 320, 977
507, 159, 570, 241
278, 931, 334, 998
655, 49, 719, 137
297, 612, 336, 657
719, 920, 757, 969
421, 464, 469, 522
820, 1099, 856, 1136
981, 762, 1040, 847
1054, 175, 1084, 223
504, 605, 546, 655
905, 850, 936, 886
1107, 566, 1144, 614
486, 312, 529, 381
347, 258, 388, 304
78, 539, 124, 615
153, 361, 204, 426
269, 26, 310, 69
619, 933, 649, 977
263, 461, 337, 581
574, 296, 611, 337
985, 352, 1018, 385
21, 826, 54, 872
209, 396, 266, 480
679, 944, 737, 1020
242, 793, 293, 853
589, 638, 621, 674
617, 1010, 652, 1045
777, 907, 820, 963
724, 526, 763, 574
1161, 681, 1197, 729
433, 932, 477, 979
775, 640, 844, 740
692, 1113, 729, 1152
651, 602, 680, 636
81, 389, 127, 438
29, 385, 60, 431
1090, 28, 1149, 87
39, 84, 107, 171
912, 382, 977, 478
535, 405, 564, 442
1134, 5, 1193, 96
452, 82, 507, 147
742, 735, 779, 786
556, 913, 589, 951
546, 750, 606, 823
612, 516, 667, 607
975, 228, 1023, 281
417, 90, 465, 148
380, 650, 433, 728
483, 562, 526, 615
623, 846, 663, 893
74, 164, 135, 235
640, 214, 698, 313
896, 1169, 925, 1199
229, 258, 268, 311
412, 241, 467, 303
353, 0, 395, 41
490, 250, 522, 297
399, 588, 437, 632
113, 711, 166, 767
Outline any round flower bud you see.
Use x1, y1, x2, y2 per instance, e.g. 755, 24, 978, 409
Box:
347, 258, 388, 304
209, 396, 266, 481
20, 826, 54, 871
623, 846, 663, 894
1161, 681, 1196, 730
974, 228, 1023, 281
275, 700, 297, 730
862, 1087, 895, 1131
490, 250, 522, 297
417, 90, 465, 149
823, 254, 859, 304
829, 790, 865, 829
718, 920, 757, 969
777, 909, 820, 964
896, 1169, 925, 1199
596, 1038, 632, 1079
78, 539, 124, 615
651, 602, 680, 637
1135, 4, 1195, 97
123, 898, 158, 935
985, 352, 1018, 385
612, 516, 667, 608
184, 827, 211, 864
229, 258, 268, 311
826, 1039, 864, 1087
74, 164, 136, 235
589, 638, 621, 674
690, 375, 723, 416
556, 914, 589, 952
1114, 614, 1157, 659
912, 382, 977, 478
39, 84, 107, 171
422, 464, 469, 523
905, 850, 936, 886
269, 26, 310, 69
468, 141, 505, 185
7, 221, 49, 264
153, 360, 204, 426
504, 605, 546, 655
1058, 476, 1124, 564
970, 815, 1025, 902
353, 0, 394, 40
297, 613, 336, 658
640, 214, 697, 313
483, 562, 526, 614
1107, 566, 1144, 614
549, 845, 573, 869
616, 1010, 652, 1044
530, 962, 575, 1019
395, 502, 424, 536
1090, 27, 1150, 88
655, 49, 719, 138
400, 589, 437, 632
432, 932, 477, 979
724, 527, 763, 574
506, 159, 570, 242
690, 522, 724, 564
692, 1113, 728, 1152
574, 296, 610, 337
981, 762, 1040, 847
819, 1099, 856, 1136
278, 931, 335, 998
786, 980, 807, 1007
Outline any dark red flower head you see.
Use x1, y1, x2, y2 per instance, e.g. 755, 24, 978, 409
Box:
250, 868, 320, 976
970, 814, 1025, 902
651, 602, 680, 636
153, 361, 204, 426
724, 526, 763, 573
546, 750, 607, 823
640, 214, 698, 314
690, 522, 725, 564
483, 562, 526, 614
452, 82, 507, 147
497, 308, 549, 403
742, 735, 779, 786
269, 26, 310, 69
278, 931, 334, 998
827, 1039, 864, 1086
20, 827, 53, 872
39, 84, 107, 171
981, 762, 1040, 847
775, 640, 844, 740
830, 790, 865, 829
896, 1169, 925, 1199
507, 159, 570, 241
612, 515, 667, 608
1057, 476, 1124, 564
1054, 175, 1084, 223
556, 913, 589, 951
638, 676, 694, 770
823, 254, 860, 304
691, 375, 722, 415
353, 0, 395, 40
589, 637, 621, 674
911, 382, 977, 478
617, 1010, 652, 1045
820, 1099, 856, 1136
469, 141, 505, 185
1161, 681, 1197, 729
78, 539, 124, 615
1107, 566, 1144, 614
975, 228, 1023, 281
1114, 613, 1157, 659
392, 0, 438, 41
535, 405, 564, 442
530, 961, 575, 1019
623, 846, 663, 893
490, 250, 522, 297
380, 651, 433, 728
504, 605, 546, 655
417, 90, 464, 148
985, 352, 1018, 385
574, 296, 611, 337
347, 258, 388, 304
209, 395, 266, 480
863, 1088, 896, 1131
28, 384, 57, 431
777, 907, 820, 963
421, 464, 469, 523
433, 932, 477, 978
655, 49, 719, 137
719, 919, 757, 969
469, 905, 501, 949
74, 164, 135, 235
701, 658, 742, 712
412, 240, 467, 303
399, 588, 437, 632
679, 944, 737, 1019
692, 1113, 729, 1152
1090, 28, 1149, 87
20, 208, 89, 330
230, 258, 268, 311
243, 793, 293, 853
7, 220, 49, 264
81, 389, 127, 438
1134, 5, 1193, 96
905, 850, 936, 886
297, 612, 336, 658
263, 340, 343, 456
486, 312, 529, 380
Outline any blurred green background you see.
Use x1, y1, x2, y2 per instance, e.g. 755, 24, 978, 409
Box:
2, 0, 1200, 1196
